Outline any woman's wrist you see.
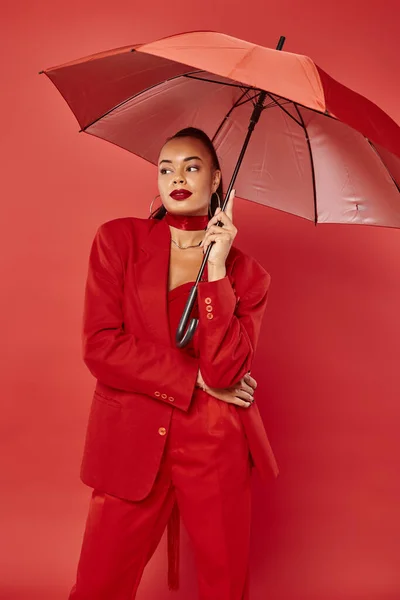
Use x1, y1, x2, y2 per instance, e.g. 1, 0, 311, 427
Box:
207, 264, 226, 281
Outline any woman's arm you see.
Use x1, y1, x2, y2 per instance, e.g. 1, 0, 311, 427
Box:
196, 193, 271, 390
82, 221, 199, 411
196, 258, 271, 389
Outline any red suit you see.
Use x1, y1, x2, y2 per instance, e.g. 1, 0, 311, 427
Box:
69, 216, 279, 599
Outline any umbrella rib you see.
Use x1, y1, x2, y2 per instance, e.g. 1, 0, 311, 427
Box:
235, 92, 261, 108
266, 93, 302, 127
211, 89, 255, 144
264, 98, 292, 110
293, 104, 318, 225
366, 140, 400, 193
183, 73, 258, 91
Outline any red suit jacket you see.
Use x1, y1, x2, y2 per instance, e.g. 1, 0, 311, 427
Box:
80, 216, 279, 502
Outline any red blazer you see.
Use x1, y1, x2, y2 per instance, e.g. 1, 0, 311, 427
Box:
80, 216, 279, 501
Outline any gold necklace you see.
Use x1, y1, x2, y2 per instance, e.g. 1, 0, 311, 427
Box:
171, 238, 204, 250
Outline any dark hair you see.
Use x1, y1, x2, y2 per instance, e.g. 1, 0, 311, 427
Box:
149, 127, 223, 220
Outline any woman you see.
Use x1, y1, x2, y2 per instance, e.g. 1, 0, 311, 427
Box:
69, 128, 278, 600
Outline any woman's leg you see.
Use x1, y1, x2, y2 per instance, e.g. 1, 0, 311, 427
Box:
171, 392, 252, 600
68, 460, 175, 600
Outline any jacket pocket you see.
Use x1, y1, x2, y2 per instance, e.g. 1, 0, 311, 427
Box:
93, 390, 122, 408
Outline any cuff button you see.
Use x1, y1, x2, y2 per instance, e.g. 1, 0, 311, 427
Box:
168, 396, 175, 402
154, 391, 161, 397
207, 313, 214, 319
161, 393, 167, 399
205, 297, 212, 304
206, 305, 213, 312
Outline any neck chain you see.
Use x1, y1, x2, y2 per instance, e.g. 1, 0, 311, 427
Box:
171, 238, 204, 250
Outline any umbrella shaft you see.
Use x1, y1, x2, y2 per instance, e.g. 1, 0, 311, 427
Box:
250, 91, 266, 126
222, 90, 267, 211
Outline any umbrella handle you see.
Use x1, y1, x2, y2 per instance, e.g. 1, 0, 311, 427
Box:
174, 286, 199, 348
175, 240, 215, 348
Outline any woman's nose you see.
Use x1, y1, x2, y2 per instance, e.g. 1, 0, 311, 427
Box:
173, 173, 185, 184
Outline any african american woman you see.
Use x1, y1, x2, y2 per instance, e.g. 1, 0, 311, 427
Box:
68, 127, 278, 600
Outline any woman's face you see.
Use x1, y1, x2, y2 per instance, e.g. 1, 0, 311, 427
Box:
157, 136, 221, 216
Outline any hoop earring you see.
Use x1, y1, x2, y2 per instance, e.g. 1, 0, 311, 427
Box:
209, 191, 221, 217
149, 194, 161, 215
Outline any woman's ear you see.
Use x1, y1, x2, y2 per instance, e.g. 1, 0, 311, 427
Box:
213, 169, 221, 192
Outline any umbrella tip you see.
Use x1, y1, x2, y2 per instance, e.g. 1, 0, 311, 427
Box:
38, 70, 44, 75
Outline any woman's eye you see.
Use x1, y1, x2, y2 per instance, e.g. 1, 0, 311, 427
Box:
160, 165, 199, 174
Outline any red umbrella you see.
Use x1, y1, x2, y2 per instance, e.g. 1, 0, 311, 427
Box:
41, 30, 400, 346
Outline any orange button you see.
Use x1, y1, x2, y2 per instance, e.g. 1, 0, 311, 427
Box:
207, 313, 214, 319
161, 393, 167, 399
154, 391, 161, 397
205, 297, 212, 304
158, 427, 167, 436
168, 396, 175, 402
206, 305, 213, 312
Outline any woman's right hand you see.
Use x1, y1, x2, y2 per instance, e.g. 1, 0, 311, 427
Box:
196, 370, 257, 408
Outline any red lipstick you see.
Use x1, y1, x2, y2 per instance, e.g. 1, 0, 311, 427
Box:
170, 189, 193, 201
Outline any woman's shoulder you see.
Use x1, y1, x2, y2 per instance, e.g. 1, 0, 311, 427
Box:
90, 217, 159, 261
97, 216, 155, 236
229, 244, 271, 284
94, 216, 158, 247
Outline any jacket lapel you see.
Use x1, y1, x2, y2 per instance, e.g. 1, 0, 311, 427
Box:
133, 218, 171, 346
133, 217, 236, 347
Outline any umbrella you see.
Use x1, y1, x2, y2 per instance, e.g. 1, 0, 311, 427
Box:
40, 30, 400, 347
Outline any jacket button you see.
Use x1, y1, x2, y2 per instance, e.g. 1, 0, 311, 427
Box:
158, 427, 167, 436
154, 391, 161, 397
161, 393, 167, 399
168, 396, 175, 402
206, 305, 213, 312
207, 313, 214, 319
205, 297, 212, 304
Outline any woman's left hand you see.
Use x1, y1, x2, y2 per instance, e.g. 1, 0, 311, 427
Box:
200, 190, 237, 266
202, 372, 258, 408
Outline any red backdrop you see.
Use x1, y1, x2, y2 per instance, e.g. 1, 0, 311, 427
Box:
1, 2, 399, 599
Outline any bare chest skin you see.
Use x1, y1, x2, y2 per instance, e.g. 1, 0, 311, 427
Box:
168, 245, 205, 292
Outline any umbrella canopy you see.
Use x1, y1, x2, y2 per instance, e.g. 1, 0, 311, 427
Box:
42, 30, 400, 228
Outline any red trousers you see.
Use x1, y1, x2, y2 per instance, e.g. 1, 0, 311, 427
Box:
68, 390, 252, 599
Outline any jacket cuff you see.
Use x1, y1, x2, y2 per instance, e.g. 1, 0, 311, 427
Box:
150, 351, 199, 411
197, 275, 237, 323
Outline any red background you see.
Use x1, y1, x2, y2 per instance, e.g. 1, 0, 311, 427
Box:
1, 2, 399, 599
